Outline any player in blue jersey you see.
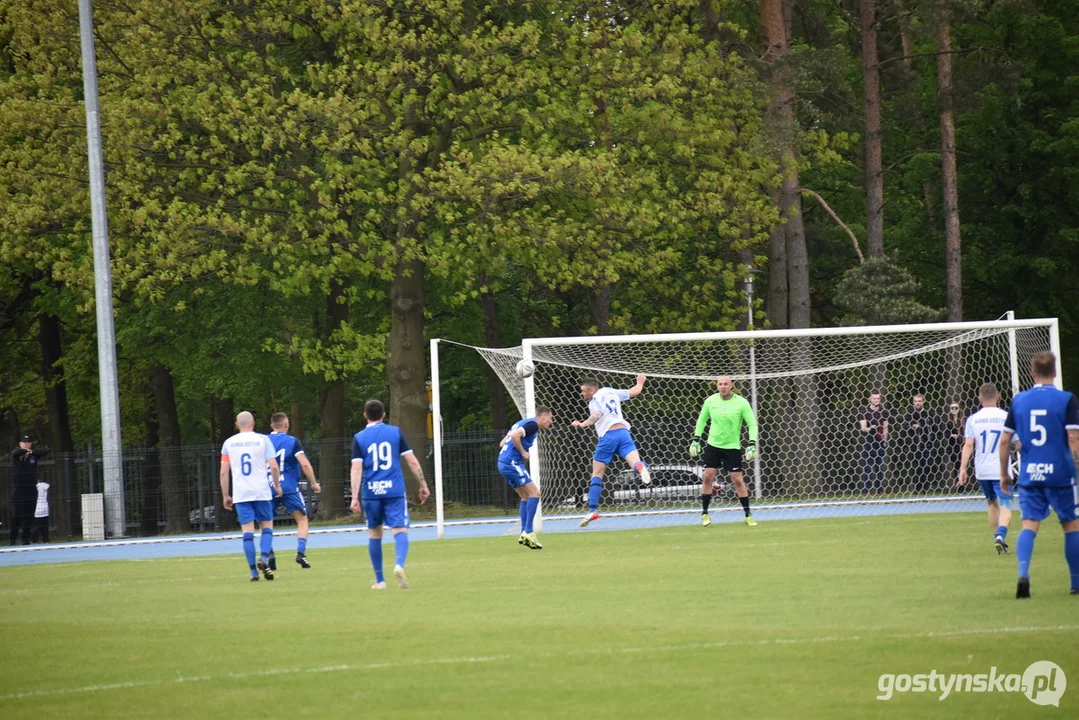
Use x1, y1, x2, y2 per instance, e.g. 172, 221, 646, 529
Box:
497, 406, 554, 549
266, 412, 321, 571
999, 352, 1079, 599
957, 383, 1017, 554
571, 374, 651, 528
220, 411, 282, 581
350, 399, 430, 590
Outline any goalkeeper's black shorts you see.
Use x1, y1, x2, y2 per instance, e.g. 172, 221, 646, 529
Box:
703, 445, 742, 473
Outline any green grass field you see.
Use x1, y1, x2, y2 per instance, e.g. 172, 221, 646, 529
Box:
2, 513, 1077, 719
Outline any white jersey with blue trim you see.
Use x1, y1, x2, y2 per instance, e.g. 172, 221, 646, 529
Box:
964, 407, 1009, 480
588, 388, 632, 438
221, 432, 277, 503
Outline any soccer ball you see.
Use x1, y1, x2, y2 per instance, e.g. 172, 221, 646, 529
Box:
515, 360, 535, 379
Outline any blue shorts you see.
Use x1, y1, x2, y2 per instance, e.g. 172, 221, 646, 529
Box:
978, 480, 1015, 510
498, 460, 533, 489
235, 500, 274, 525
1018, 485, 1079, 523
594, 428, 638, 465
363, 497, 409, 529
274, 491, 307, 516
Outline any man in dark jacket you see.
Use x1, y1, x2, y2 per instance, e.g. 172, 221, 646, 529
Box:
11, 435, 48, 545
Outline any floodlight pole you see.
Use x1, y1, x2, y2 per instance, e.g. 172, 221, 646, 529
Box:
745, 266, 762, 500
79, 0, 125, 538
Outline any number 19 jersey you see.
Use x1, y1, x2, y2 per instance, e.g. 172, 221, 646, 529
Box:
351, 422, 413, 499
964, 407, 1008, 480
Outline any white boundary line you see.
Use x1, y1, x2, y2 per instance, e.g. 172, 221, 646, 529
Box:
3, 624, 1075, 702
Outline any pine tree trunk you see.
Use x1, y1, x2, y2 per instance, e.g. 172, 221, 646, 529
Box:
861, 0, 885, 258
210, 396, 233, 529
937, 0, 962, 323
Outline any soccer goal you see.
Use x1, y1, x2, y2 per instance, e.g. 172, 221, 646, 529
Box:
430, 316, 1060, 538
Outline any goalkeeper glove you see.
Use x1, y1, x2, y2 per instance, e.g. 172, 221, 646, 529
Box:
689, 438, 702, 458
744, 444, 758, 462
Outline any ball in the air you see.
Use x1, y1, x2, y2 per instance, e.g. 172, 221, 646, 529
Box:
515, 360, 535, 378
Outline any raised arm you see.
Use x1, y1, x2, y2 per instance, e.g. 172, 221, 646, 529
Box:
627, 374, 646, 399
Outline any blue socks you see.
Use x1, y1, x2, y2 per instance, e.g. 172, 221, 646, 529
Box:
394, 532, 409, 568
996, 525, 1008, 541
1065, 531, 1079, 591
1016, 528, 1037, 579
524, 497, 540, 534
588, 477, 603, 512
242, 532, 256, 570
260, 527, 273, 561
368, 538, 384, 583
520, 501, 528, 532
298, 537, 307, 555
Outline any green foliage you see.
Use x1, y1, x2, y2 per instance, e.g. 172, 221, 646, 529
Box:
834, 256, 942, 326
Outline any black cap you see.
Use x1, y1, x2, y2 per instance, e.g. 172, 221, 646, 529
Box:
20, 434, 32, 443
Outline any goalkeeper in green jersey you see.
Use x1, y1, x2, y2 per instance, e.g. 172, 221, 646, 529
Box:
690, 376, 759, 527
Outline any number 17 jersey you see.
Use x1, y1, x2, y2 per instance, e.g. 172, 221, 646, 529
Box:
351, 422, 413, 500
964, 407, 1008, 480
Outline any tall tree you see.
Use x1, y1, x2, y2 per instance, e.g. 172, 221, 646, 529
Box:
936, 0, 962, 321
861, 0, 885, 258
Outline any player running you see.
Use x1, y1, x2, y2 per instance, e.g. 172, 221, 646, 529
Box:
266, 412, 321, 571
350, 400, 430, 590
999, 352, 1079, 599
571, 375, 651, 527
957, 383, 1016, 554
690, 376, 759, 527
498, 407, 554, 549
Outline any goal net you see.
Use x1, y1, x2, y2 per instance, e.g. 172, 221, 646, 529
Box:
432, 318, 1058, 535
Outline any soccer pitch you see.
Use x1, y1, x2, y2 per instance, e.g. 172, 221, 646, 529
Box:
1, 514, 1076, 719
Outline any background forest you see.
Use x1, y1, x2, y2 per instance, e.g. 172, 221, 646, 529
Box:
2, 0, 1076, 459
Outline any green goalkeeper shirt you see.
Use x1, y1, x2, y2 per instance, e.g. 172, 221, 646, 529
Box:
694, 393, 758, 449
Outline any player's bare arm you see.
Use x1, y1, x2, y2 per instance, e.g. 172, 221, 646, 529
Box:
404, 453, 431, 503
349, 461, 364, 514
999, 430, 1014, 493
510, 427, 529, 460
572, 410, 604, 429
957, 436, 975, 486
219, 458, 233, 510
627, 374, 647, 398
298, 454, 320, 493
268, 457, 283, 497
1069, 429, 1079, 469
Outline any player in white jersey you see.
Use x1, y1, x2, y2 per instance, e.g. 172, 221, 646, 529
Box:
220, 411, 282, 581
957, 383, 1017, 554
571, 374, 651, 527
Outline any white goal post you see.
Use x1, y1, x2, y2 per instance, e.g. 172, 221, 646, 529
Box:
430, 317, 1060, 539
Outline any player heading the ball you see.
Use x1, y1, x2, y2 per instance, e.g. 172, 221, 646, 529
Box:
571, 374, 651, 528
690, 376, 759, 527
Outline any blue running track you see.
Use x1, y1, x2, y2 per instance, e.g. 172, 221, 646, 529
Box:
0, 496, 984, 567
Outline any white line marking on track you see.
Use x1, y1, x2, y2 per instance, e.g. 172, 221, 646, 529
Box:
4, 624, 1076, 702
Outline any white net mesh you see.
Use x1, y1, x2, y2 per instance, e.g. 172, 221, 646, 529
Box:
455, 320, 1055, 529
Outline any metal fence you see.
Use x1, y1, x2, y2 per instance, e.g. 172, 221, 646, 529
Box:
1, 431, 517, 543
